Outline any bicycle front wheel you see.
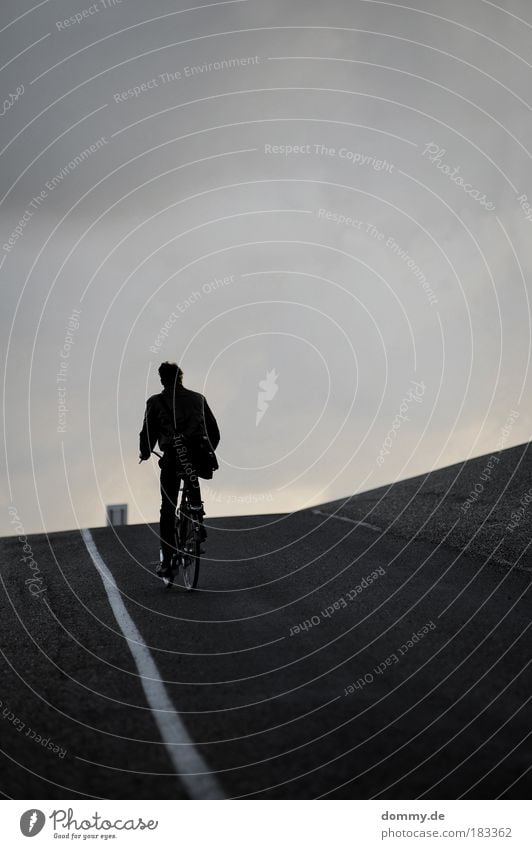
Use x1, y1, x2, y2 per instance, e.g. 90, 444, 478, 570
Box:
179, 511, 200, 590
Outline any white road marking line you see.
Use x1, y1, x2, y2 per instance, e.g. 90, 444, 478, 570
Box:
313, 513, 531, 570
312, 509, 382, 532
80, 528, 225, 800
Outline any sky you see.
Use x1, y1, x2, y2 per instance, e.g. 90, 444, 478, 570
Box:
1, 0, 532, 535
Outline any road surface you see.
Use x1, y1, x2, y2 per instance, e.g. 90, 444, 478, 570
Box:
0, 505, 530, 799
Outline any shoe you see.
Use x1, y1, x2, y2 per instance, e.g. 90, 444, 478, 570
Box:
157, 557, 173, 577
189, 506, 207, 543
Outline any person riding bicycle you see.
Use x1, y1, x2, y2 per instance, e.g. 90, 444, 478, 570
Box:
138, 362, 220, 575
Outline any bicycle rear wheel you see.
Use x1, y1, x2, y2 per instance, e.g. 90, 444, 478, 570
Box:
179, 508, 200, 590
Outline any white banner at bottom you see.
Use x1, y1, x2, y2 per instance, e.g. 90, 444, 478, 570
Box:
1, 800, 528, 848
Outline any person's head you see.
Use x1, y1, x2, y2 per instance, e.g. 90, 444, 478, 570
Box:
158, 361, 184, 390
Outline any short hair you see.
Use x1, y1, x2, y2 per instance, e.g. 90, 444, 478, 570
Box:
158, 361, 184, 388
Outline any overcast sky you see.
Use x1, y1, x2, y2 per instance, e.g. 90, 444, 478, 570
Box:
1, 0, 532, 535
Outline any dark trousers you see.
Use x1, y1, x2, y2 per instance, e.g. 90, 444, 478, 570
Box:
159, 451, 202, 561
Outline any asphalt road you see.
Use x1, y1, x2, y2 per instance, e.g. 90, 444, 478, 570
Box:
0, 506, 530, 799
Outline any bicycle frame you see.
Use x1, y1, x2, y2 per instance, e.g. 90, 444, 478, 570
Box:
153, 449, 201, 590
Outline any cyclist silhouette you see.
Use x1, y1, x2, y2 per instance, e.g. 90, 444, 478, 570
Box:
139, 362, 220, 574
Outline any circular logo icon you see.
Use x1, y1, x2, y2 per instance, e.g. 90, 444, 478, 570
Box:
20, 810, 45, 837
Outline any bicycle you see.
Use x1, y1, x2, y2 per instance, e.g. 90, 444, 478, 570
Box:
153, 451, 201, 591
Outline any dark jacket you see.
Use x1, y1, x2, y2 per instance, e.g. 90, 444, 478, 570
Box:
139, 385, 220, 459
